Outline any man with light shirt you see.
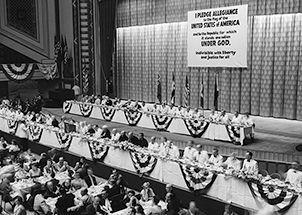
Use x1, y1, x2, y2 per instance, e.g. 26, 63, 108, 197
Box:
160, 140, 179, 158
224, 152, 242, 171
148, 136, 160, 153
285, 161, 302, 186
208, 147, 224, 167
182, 140, 197, 161
209, 109, 219, 121
231, 111, 242, 125
111, 128, 120, 141
241, 151, 258, 175
193, 144, 209, 165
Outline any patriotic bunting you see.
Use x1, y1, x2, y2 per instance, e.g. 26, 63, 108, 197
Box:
183, 119, 210, 138
248, 182, 298, 213
56, 132, 73, 149
37, 63, 58, 80
63, 102, 73, 114
88, 140, 109, 162
79, 103, 93, 117
1, 64, 34, 82
100, 106, 116, 121
129, 151, 157, 175
124, 109, 143, 126
179, 164, 217, 193
7, 119, 18, 134
28, 124, 43, 142
150, 114, 173, 131
225, 125, 241, 143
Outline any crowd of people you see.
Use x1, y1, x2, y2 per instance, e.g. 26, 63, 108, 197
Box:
76, 95, 255, 128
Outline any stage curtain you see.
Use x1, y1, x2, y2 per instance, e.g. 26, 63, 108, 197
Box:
99, 0, 117, 94
116, 13, 302, 120
117, 0, 302, 28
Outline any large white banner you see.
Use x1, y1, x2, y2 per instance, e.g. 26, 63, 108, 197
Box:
187, 5, 248, 68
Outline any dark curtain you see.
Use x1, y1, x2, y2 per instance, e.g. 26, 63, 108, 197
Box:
99, 0, 117, 95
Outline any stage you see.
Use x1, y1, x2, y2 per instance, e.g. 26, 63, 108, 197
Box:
43, 107, 302, 167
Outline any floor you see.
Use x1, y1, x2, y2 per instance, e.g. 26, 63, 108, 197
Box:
43, 108, 302, 163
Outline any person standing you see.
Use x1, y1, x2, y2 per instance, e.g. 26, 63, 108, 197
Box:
18, 120, 29, 151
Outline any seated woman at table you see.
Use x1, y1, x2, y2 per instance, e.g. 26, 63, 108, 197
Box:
57, 161, 72, 173
7, 139, 20, 153
125, 190, 138, 208
43, 160, 56, 176
15, 163, 28, 180
140, 182, 155, 202
71, 172, 87, 191
29, 163, 42, 178
145, 195, 163, 215
14, 196, 26, 215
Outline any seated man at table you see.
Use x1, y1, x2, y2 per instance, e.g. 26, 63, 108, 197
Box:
111, 129, 120, 142
223, 152, 241, 171
84, 168, 97, 188
182, 140, 197, 161
217, 110, 230, 124
231, 111, 242, 125
137, 133, 148, 148
241, 113, 255, 139
148, 136, 160, 153
165, 193, 180, 215
99, 190, 113, 214
43, 181, 60, 199
193, 145, 209, 165
68, 187, 93, 214
183, 107, 193, 118
0, 174, 14, 203
84, 195, 104, 215
128, 132, 139, 145
33, 194, 52, 215
149, 103, 159, 114
55, 186, 76, 215
55, 157, 65, 171
159, 140, 179, 159
101, 125, 111, 139
208, 109, 219, 121
285, 161, 302, 186
118, 130, 128, 142
241, 151, 258, 175
208, 147, 224, 167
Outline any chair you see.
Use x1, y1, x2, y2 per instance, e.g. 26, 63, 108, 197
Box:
259, 170, 269, 177
270, 173, 281, 180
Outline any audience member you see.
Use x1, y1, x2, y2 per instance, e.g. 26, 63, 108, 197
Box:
140, 182, 155, 202
71, 172, 88, 191
29, 162, 42, 178
125, 190, 138, 208
84, 195, 104, 215
43, 181, 59, 199
128, 132, 139, 145
185, 201, 205, 215
134, 204, 145, 215
84, 168, 97, 188
118, 131, 128, 142
13, 196, 26, 215
55, 186, 76, 215
99, 190, 113, 214
165, 193, 180, 215
111, 129, 121, 142
145, 195, 163, 215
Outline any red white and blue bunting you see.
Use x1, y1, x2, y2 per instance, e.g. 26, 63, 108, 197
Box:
124, 109, 143, 126
183, 119, 210, 138
28, 124, 43, 142
79, 103, 93, 117
248, 182, 298, 213
225, 125, 240, 143
129, 151, 157, 175
56, 132, 73, 149
63, 102, 73, 114
37, 63, 58, 80
88, 140, 109, 162
7, 119, 18, 134
179, 164, 217, 193
100, 107, 116, 121
1, 64, 35, 82
150, 114, 173, 131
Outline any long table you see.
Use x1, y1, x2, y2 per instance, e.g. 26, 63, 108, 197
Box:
0, 116, 300, 214
63, 101, 252, 145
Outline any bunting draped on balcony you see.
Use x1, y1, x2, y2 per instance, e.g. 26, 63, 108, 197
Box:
1, 64, 35, 82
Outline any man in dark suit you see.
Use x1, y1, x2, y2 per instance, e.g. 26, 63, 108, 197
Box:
128, 132, 138, 145
137, 133, 148, 148
84, 196, 105, 215
84, 168, 97, 188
